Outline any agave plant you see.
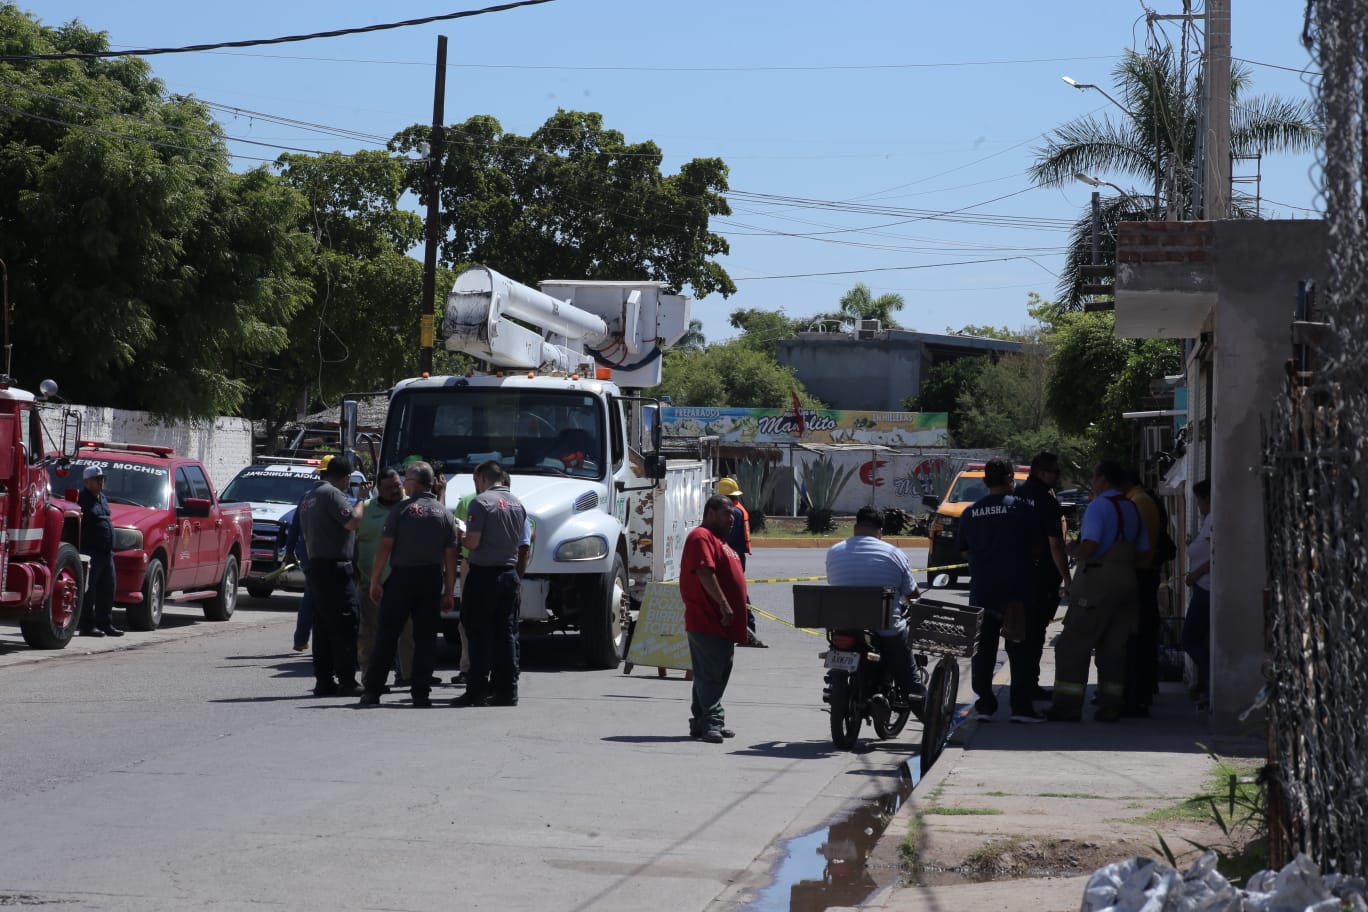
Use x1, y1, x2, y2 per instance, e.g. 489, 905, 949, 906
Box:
734, 457, 783, 531
798, 455, 857, 533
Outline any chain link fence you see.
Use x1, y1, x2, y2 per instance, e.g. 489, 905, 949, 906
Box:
1261, 0, 1368, 874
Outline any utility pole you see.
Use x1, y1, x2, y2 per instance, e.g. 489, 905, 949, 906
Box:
1204, 0, 1231, 219
1091, 191, 1101, 264
419, 35, 448, 376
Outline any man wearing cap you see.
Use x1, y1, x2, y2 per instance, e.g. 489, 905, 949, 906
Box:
300, 455, 365, 696
358, 462, 460, 708
719, 477, 765, 648
77, 464, 122, 637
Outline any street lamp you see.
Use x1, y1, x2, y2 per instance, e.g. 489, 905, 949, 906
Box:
1060, 75, 1136, 117
1074, 172, 1145, 211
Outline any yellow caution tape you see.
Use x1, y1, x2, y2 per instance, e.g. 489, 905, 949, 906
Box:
748, 562, 966, 584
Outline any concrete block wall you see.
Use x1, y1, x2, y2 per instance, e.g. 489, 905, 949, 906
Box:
44, 405, 253, 491
1116, 220, 1215, 266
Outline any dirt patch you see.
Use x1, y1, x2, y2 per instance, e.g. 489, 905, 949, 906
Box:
913, 831, 1221, 886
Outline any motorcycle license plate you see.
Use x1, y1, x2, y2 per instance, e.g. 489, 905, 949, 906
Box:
824, 650, 860, 672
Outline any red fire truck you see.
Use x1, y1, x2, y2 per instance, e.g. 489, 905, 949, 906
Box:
0, 378, 86, 648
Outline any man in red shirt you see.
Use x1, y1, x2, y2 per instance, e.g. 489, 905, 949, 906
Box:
681, 494, 750, 744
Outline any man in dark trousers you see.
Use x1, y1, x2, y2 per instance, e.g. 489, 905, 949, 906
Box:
1045, 460, 1149, 723
77, 464, 122, 637
681, 494, 749, 743
359, 461, 459, 709
300, 455, 364, 696
958, 457, 1038, 722
1014, 452, 1072, 703
455, 460, 529, 708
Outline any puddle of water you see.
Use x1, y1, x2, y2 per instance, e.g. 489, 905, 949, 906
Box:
742, 699, 969, 911
746, 768, 913, 912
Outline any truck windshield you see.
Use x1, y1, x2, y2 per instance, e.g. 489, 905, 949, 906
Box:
48, 459, 170, 510
948, 477, 988, 504
382, 388, 606, 480
221, 469, 319, 505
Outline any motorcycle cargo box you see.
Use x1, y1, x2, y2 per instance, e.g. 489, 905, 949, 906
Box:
792, 585, 894, 629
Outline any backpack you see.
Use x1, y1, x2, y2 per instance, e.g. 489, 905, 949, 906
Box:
1147, 487, 1178, 566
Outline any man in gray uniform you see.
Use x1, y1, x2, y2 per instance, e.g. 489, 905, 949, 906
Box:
359, 461, 459, 708
454, 460, 529, 707
301, 455, 364, 696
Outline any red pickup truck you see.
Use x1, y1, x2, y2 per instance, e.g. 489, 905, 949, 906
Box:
47, 443, 253, 630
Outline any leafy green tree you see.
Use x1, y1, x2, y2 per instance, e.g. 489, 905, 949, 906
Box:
728, 307, 801, 359
905, 357, 990, 437
656, 341, 822, 408
1031, 48, 1319, 308
1047, 311, 1180, 459
392, 110, 734, 299
240, 151, 428, 437
836, 282, 904, 328
0, 8, 312, 416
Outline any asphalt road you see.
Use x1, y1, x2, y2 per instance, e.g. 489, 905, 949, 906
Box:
0, 547, 957, 912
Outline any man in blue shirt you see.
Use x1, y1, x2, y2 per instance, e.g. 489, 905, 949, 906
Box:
1045, 460, 1150, 723
957, 458, 1039, 722
826, 507, 925, 709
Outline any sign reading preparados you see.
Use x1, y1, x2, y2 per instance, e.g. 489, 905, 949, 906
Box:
624, 582, 692, 672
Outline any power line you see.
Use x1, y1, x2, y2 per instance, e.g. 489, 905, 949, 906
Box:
732, 255, 1059, 281
123, 50, 1122, 72
0, 0, 556, 61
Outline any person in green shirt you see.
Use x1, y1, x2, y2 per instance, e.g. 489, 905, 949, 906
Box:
356, 468, 410, 682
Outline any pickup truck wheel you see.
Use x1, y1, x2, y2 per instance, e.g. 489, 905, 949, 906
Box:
580, 554, 629, 670
204, 554, 238, 621
20, 543, 83, 649
245, 581, 274, 600
125, 559, 165, 631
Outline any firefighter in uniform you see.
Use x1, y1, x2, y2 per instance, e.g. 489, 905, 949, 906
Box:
454, 460, 529, 708
359, 461, 459, 708
301, 455, 364, 696
1045, 460, 1150, 722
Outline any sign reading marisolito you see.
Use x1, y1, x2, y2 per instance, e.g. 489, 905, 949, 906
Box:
660, 407, 949, 447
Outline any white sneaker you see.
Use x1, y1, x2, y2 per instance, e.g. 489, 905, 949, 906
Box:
1010, 710, 1049, 724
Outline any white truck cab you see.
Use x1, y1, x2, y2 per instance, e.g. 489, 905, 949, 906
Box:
358, 266, 709, 668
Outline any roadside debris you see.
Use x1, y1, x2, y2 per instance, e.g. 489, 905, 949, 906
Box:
1082, 851, 1368, 911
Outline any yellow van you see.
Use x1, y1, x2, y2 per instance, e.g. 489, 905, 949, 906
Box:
921, 462, 1031, 587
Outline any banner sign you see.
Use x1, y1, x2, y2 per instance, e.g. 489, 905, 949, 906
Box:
624, 582, 692, 672
661, 407, 949, 447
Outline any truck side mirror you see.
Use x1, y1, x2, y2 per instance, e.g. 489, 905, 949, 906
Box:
181, 497, 212, 518
340, 400, 359, 454
921, 494, 940, 510
645, 453, 667, 481
62, 410, 81, 459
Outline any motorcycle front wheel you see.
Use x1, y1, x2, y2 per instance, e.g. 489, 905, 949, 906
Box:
829, 671, 863, 750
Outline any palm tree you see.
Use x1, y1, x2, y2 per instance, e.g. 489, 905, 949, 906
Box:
837, 282, 905, 328
1031, 48, 1319, 308
675, 318, 707, 353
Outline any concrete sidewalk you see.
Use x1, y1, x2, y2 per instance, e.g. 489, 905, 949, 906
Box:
852, 622, 1264, 912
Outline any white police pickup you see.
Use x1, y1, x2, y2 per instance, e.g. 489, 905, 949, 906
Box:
219, 460, 323, 599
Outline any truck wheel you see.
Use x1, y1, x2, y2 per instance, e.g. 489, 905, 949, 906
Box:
204, 555, 238, 621
581, 554, 629, 670
20, 543, 83, 649
125, 559, 165, 631
245, 581, 274, 600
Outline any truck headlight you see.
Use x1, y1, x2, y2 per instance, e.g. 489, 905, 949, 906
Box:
113, 528, 144, 552
555, 535, 609, 562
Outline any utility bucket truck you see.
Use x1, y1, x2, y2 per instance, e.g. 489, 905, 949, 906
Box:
353, 266, 710, 669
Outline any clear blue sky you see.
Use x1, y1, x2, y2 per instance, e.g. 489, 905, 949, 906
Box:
41, 1, 1321, 345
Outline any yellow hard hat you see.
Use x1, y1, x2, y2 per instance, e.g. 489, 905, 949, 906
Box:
718, 477, 742, 497
317, 454, 334, 475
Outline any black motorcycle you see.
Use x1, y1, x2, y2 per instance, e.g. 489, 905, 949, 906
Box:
797, 585, 976, 773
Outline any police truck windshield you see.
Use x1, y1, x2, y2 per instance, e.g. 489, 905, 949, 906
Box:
221, 470, 319, 505
382, 388, 606, 480
48, 460, 170, 510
